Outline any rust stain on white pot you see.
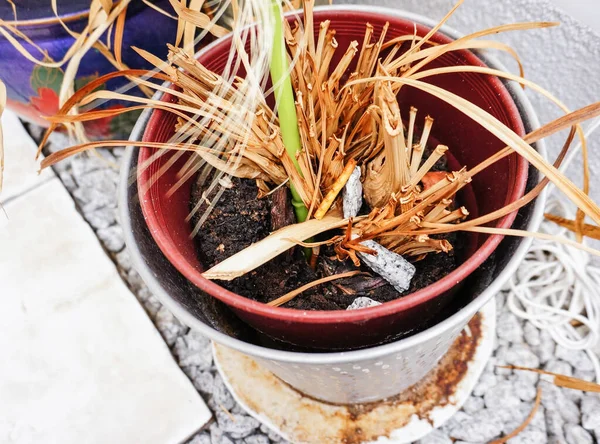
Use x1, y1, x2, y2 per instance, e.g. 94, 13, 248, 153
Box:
214, 313, 482, 444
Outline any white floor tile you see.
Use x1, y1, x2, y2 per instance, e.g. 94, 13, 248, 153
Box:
1, 110, 54, 203
0, 179, 211, 444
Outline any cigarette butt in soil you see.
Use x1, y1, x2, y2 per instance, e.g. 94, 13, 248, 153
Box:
314, 159, 358, 220
343, 165, 363, 218
357, 240, 416, 293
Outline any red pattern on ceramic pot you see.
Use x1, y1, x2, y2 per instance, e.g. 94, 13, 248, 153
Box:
137, 8, 530, 350
0, 1, 178, 140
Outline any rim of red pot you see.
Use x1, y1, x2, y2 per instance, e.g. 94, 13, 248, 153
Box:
138, 6, 529, 326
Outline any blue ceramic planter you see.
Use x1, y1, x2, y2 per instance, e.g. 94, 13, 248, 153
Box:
0, 1, 180, 139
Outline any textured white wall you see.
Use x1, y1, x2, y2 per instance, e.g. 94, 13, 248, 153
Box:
343, 0, 600, 209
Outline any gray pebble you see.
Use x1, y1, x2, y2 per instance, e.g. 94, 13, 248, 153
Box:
493, 346, 514, 376
496, 337, 510, 348
259, 424, 283, 442
532, 330, 556, 364
502, 403, 545, 435
73, 169, 118, 212
187, 432, 211, 444
244, 435, 270, 444
574, 369, 596, 382
546, 409, 566, 443
346, 297, 382, 310
496, 292, 507, 312
563, 386, 585, 403
497, 312, 524, 344
511, 368, 539, 385
156, 306, 185, 347
97, 225, 125, 252
506, 428, 547, 444
230, 403, 245, 415
510, 374, 538, 402
115, 249, 132, 272
217, 412, 260, 439
545, 359, 573, 377
70, 151, 114, 176
210, 423, 235, 444
581, 394, 600, 430
211, 374, 236, 411
447, 411, 502, 442
461, 396, 485, 415
342, 166, 362, 218
473, 372, 497, 397
142, 293, 162, 317
523, 323, 541, 347
484, 381, 521, 410
505, 344, 540, 369
555, 345, 595, 372
58, 171, 77, 191
174, 331, 212, 370
417, 428, 452, 444
565, 423, 594, 444
126, 268, 146, 293
85, 207, 117, 230
194, 371, 215, 394
541, 381, 581, 424
357, 240, 415, 292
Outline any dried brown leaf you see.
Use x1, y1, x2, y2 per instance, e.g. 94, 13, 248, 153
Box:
203, 214, 350, 280
544, 213, 600, 240
502, 366, 600, 393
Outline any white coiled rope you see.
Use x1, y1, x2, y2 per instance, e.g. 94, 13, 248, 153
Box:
507, 117, 600, 382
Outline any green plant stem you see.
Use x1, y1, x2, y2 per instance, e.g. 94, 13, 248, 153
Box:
269, 0, 308, 223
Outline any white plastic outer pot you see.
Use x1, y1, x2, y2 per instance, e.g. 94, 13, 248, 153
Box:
119, 5, 546, 404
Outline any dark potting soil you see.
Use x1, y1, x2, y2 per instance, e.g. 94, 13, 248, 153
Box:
191, 167, 464, 311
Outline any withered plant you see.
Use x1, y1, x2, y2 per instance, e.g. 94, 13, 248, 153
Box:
32, 0, 600, 304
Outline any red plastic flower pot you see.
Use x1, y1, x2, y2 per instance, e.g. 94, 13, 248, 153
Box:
136, 7, 529, 350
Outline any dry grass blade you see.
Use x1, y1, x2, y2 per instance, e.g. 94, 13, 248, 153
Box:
545, 213, 600, 240
314, 159, 357, 219
409, 104, 597, 238
169, 0, 229, 38
400, 21, 557, 78
267, 270, 364, 307
36, 68, 170, 156
351, 76, 600, 225
141, 0, 178, 20
203, 214, 350, 280
502, 366, 600, 393
114, 4, 127, 65
0, 80, 5, 193
420, 223, 600, 257
490, 387, 542, 444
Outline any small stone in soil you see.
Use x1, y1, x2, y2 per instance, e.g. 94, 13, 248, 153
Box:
343, 166, 362, 218
357, 240, 416, 292
347, 297, 382, 310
